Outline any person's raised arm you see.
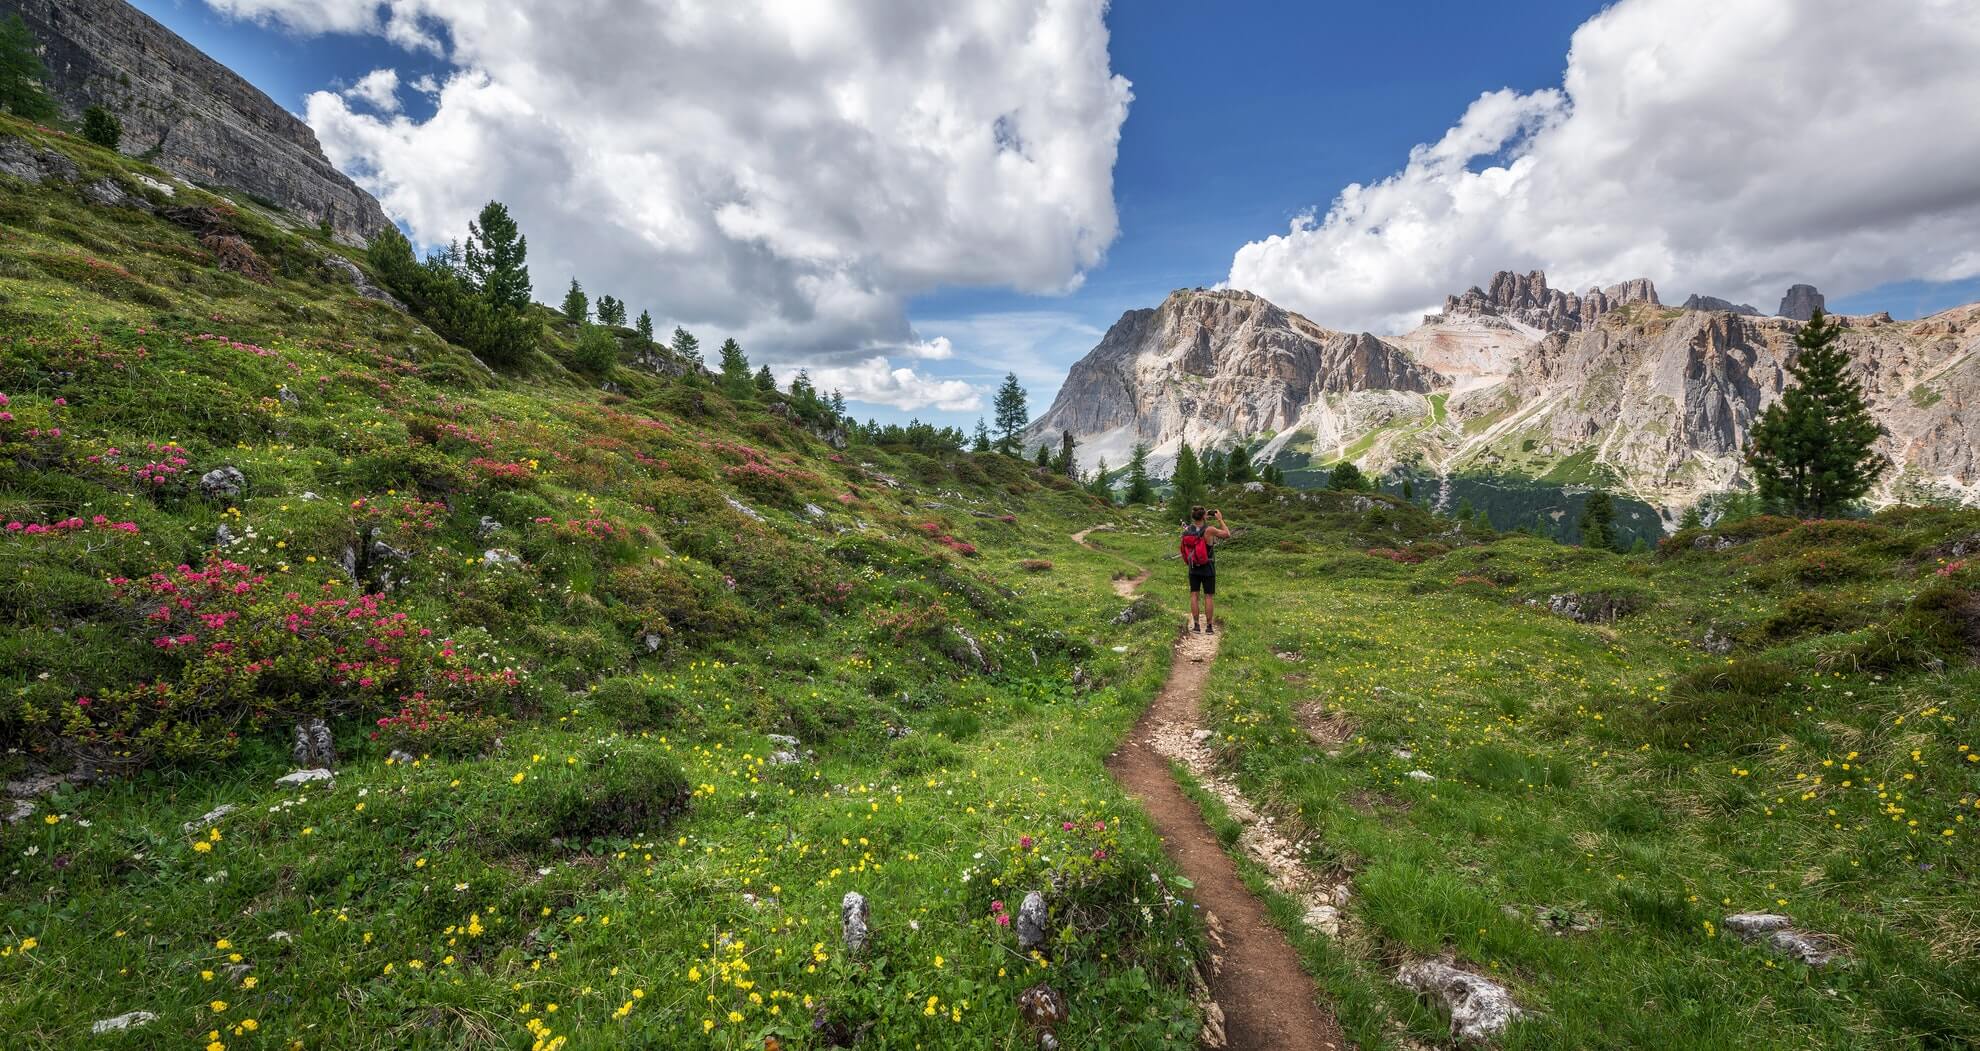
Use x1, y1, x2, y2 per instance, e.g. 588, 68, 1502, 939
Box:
1211, 509, 1231, 540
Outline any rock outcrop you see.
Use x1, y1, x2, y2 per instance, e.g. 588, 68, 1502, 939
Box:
1032, 272, 1980, 513
2, 0, 390, 245
1778, 283, 1826, 321
1022, 288, 1436, 472
1436, 270, 1660, 333
1680, 294, 1760, 315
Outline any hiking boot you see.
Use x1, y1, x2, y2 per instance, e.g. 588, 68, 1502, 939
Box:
1206, 623, 1216, 635
1189, 621, 1200, 633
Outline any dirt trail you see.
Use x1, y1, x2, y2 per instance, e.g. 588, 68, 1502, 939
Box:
1077, 526, 1347, 1050
1072, 524, 1150, 597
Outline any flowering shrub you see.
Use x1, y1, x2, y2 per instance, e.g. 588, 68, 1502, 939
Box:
83, 440, 192, 494
914, 522, 978, 557
23, 560, 522, 766
372, 694, 506, 758
469, 457, 535, 485
5, 515, 140, 536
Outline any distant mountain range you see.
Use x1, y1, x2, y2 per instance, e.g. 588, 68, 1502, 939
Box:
1025, 272, 1980, 517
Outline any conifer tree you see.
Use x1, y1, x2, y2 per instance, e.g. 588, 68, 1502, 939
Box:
635, 310, 654, 350
754, 364, 776, 392
1169, 441, 1206, 516
1679, 505, 1703, 530
1327, 461, 1365, 492
971, 419, 992, 453
464, 201, 531, 311
1126, 443, 1155, 504
1578, 490, 1617, 550
1401, 477, 1415, 501
1746, 309, 1887, 517
1227, 446, 1256, 484
717, 338, 751, 392
595, 295, 626, 327
1035, 444, 1051, 468
670, 326, 701, 366
830, 389, 847, 417
0, 15, 57, 122
992, 373, 1028, 454
1088, 458, 1112, 502
82, 106, 121, 150
561, 279, 588, 322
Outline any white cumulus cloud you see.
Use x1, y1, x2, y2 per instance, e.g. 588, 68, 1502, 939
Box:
789, 357, 982, 413
905, 336, 953, 360
342, 68, 401, 113
1227, 0, 1980, 334
219, 0, 1130, 410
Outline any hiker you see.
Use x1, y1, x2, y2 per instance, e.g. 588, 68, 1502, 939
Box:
1180, 506, 1230, 633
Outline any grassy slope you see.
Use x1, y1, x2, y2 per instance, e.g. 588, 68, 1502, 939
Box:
1108, 489, 1978, 1049
0, 118, 1206, 1049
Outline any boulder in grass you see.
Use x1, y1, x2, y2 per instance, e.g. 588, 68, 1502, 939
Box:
275, 768, 334, 787
91, 1012, 158, 1035
1397, 958, 1521, 1043
841, 891, 870, 956
1723, 913, 1846, 967
1016, 891, 1049, 952
198, 465, 246, 500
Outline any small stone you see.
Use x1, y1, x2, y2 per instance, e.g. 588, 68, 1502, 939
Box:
91, 1012, 158, 1035
477, 515, 505, 539
1016, 891, 1049, 952
1397, 958, 1522, 1043
841, 891, 870, 955
268, 931, 294, 942
1722, 913, 1793, 935
198, 465, 246, 500
277, 384, 299, 406
724, 496, 764, 522
275, 768, 334, 786
482, 548, 522, 569
1302, 904, 1341, 937
388, 750, 416, 765
182, 803, 237, 834
766, 734, 807, 766
1406, 770, 1436, 782
1190, 729, 1214, 746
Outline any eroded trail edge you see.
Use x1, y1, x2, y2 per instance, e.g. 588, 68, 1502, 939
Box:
1077, 527, 1346, 1050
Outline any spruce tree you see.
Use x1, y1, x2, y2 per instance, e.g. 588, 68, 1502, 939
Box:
992, 373, 1028, 454
1746, 309, 1887, 517
754, 364, 776, 392
1170, 441, 1206, 516
463, 201, 531, 311
1327, 461, 1365, 492
0, 15, 57, 122
82, 105, 122, 150
561, 279, 588, 322
1578, 490, 1617, 550
1401, 477, 1415, 501
635, 310, 655, 350
596, 295, 626, 327
971, 419, 992, 453
1088, 458, 1112, 502
1228, 446, 1256, 484
829, 390, 847, 417
717, 338, 751, 392
1126, 442, 1155, 504
1679, 505, 1703, 530
670, 327, 701, 367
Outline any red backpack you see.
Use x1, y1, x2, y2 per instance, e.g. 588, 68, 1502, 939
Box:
1180, 526, 1211, 567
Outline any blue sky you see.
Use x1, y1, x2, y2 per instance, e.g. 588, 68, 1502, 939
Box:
129, 0, 1980, 428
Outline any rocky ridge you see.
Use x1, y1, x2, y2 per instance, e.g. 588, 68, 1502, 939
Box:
1027, 273, 1980, 514
2, 0, 389, 244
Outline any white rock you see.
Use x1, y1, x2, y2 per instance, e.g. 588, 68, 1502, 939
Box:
92, 1012, 158, 1034
1406, 770, 1436, 782
724, 496, 764, 522
1016, 890, 1049, 952
182, 803, 237, 834
842, 891, 871, 955
268, 930, 294, 942
1397, 958, 1522, 1043
274, 768, 334, 786
1302, 904, 1341, 937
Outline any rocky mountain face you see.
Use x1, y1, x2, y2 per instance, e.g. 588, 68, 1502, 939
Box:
1779, 283, 1826, 321
1030, 271, 1980, 515
1436, 270, 1660, 333
1025, 288, 1436, 474
1680, 294, 1760, 315
3, 0, 389, 245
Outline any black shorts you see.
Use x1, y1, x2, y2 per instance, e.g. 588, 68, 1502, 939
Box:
1187, 564, 1216, 595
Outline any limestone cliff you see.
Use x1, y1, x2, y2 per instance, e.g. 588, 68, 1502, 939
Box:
1032, 271, 1980, 513
2, 0, 389, 244
1022, 288, 1436, 473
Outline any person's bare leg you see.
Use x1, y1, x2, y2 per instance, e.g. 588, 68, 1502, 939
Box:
1205, 593, 1215, 631
1189, 590, 1201, 629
